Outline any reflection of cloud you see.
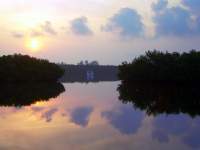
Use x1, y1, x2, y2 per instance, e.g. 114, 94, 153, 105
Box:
152, 114, 200, 148
40, 21, 57, 35
0, 145, 24, 150
31, 106, 45, 112
102, 105, 144, 135
154, 115, 190, 136
70, 106, 93, 127
183, 119, 200, 148
152, 114, 190, 143
152, 128, 169, 143
0, 107, 20, 118
102, 8, 144, 38
41, 108, 58, 122
70, 17, 93, 36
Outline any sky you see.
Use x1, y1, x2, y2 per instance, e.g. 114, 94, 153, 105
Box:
0, 0, 200, 65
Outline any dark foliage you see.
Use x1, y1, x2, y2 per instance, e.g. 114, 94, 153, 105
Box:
118, 50, 200, 117
118, 50, 200, 82
0, 54, 64, 82
59, 64, 118, 82
0, 83, 65, 107
118, 81, 200, 117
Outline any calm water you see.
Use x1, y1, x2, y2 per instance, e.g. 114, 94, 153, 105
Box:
0, 81, 200, 150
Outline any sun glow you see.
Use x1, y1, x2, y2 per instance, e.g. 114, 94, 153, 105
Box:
27, 38, 41, 52
31, 39, 39, 48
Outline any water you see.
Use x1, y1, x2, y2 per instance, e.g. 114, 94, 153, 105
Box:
0, 81, 199, 150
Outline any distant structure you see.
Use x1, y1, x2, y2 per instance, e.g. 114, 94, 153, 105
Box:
86, 70, 94, 81
59, 62, 118, 83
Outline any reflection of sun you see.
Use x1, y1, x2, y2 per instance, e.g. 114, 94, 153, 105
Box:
27, 38, 41, 52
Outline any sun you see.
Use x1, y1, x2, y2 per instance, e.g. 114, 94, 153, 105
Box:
27, 38, 41, 52
30, 39, 40, 51
31, 39, 39, 49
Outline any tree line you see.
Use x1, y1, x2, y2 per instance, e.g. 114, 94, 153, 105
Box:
0, 54, 64, 82
117, 50, 200, 117
118, 50, 200, 82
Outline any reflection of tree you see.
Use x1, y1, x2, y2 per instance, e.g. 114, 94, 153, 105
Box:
118, 81, 200, 117
0, 83, 65, 107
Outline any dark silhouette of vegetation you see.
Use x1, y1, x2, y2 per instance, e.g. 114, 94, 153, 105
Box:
59, 64, 118, 82
119, 50, 200, 82
0, 54, 64, 82
118, 81, 200, 117
0, 83, 65, 107
118, 50, 200, 117
77, 60, 99, 66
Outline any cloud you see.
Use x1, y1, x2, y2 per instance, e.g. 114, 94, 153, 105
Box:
70, 17, 93, 36
102, 105, 144, 135
30, 30, 43, 37
40, 21, 57, 35
183, 0, 200, 14
153, 0, 168, 12
11, 32, 24, 38
154, 0, 200, 36
28, 21, 56, 37
70, 106, 93, 127
102, 8, 144, 38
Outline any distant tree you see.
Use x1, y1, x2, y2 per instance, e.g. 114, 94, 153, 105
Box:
89, 61, 99, 66
77, 61, 84, 65
0, 54, 64, 82
85, 60, 89, 65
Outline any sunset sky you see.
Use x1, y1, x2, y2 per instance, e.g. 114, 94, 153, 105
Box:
0, 0, 200, 64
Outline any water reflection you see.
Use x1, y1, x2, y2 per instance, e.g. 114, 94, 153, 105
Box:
102, 105, 144, 135
0, 83, 65, 106
41, 108, 59, 122
70, 106, 93, 127
118, 81, 200, 117
152, 114, 200, 148
0, 82, 199, 150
